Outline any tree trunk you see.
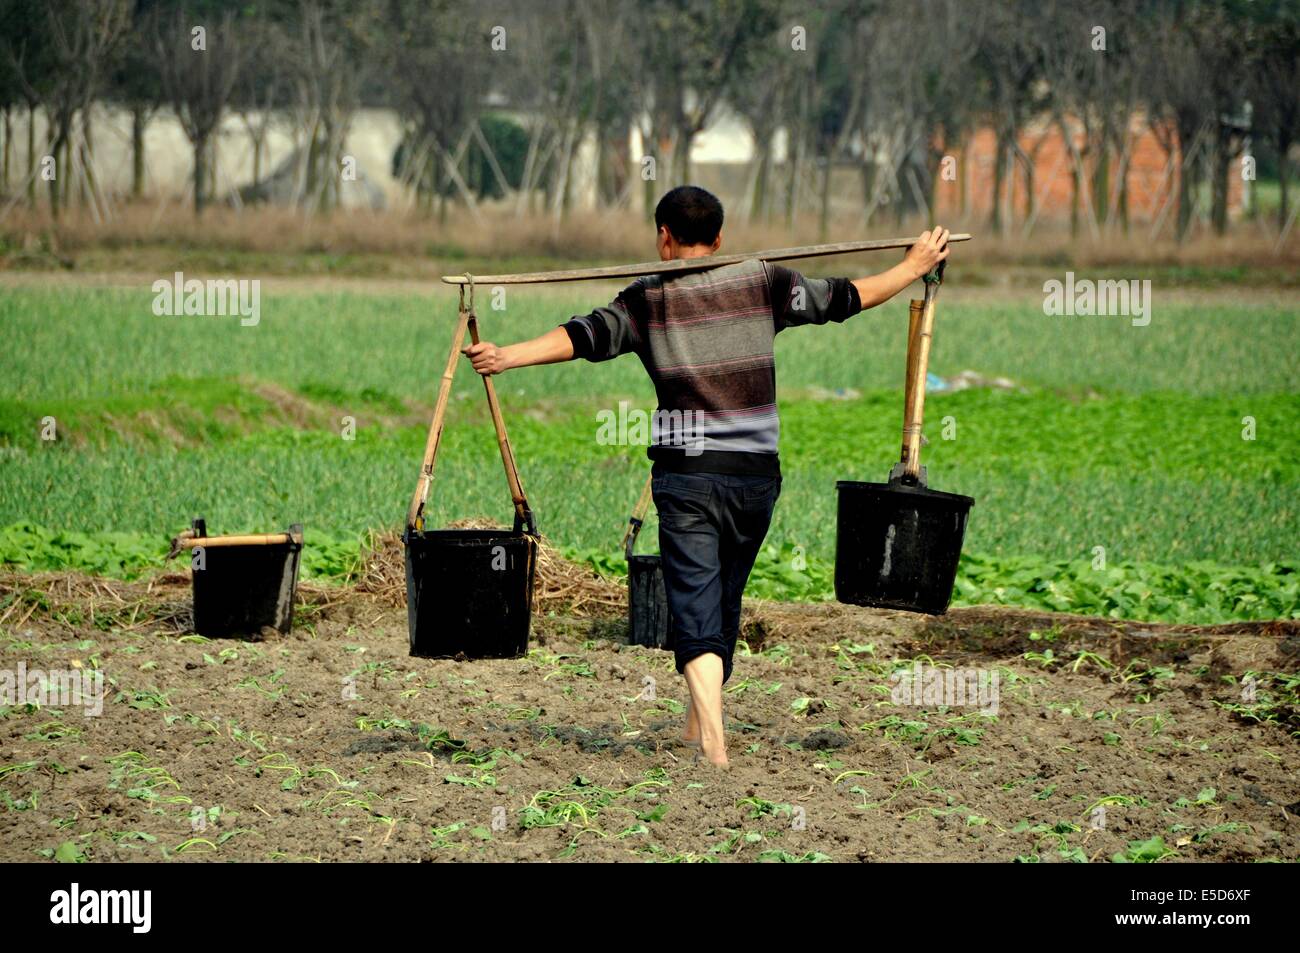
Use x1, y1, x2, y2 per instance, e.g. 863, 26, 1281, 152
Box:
1018, 148, 1034, 224
319, 121, 333, 213
611, 128, 632, 208
641, 139, 658, 222
26, 103, 36, 208
305, 125, 320, 207
785, 130, 802, 230
894, 158, 905, 227
592, 128, 606, 206
194, 134, 208, 214
1118, 165, 1129, 235
1175, 162, 1192, 241
80, 110, 96, 209
209, 137, 218, 207
1175, 119, 1197, 243
62, 127, 72, 209
990, 131, 1007, 235
860, 159, 876, 225
515, 120, 541, 217
924, 148, 941, 223
1279, 132, 1291, 234
48, 139, 62, 218
554, 119, 577, 220
48, 126, 67, 220
958, 139, 968, 217
1210, 124, 1232, 236
818, 152, 832, 241
424, 148, 435, 214
750, 139, 770, 223
2, 107, 10, 192
1093, 147, 1109, 229
132, 105, 146, 198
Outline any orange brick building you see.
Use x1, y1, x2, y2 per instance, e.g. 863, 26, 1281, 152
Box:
934, 114, 1243, 227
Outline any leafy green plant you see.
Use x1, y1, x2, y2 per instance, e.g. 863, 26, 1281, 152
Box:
1112, 836, 1177, 863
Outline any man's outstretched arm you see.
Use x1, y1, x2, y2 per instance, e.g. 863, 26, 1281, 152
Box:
852, 227, 951, 309
463, 326, 573, 376
465, 286, 643, 376
772, 227, 952, 330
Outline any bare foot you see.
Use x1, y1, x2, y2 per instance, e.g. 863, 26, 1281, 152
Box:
700, 744, 729, 768
684, 746, 728, 769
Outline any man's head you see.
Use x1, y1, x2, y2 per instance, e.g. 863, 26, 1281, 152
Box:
655, 186, 723, 260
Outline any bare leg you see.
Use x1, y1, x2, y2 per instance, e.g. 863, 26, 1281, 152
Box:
683, 695, 701, 746
683, 653, 727, 767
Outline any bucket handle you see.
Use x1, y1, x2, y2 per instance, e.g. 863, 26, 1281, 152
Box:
467, 307, 536, 536
894, 259, 945, 486
406, 280, 537, 537
621, 473, 654, 560
167, 518, 303, 558
406, 284, 472, 532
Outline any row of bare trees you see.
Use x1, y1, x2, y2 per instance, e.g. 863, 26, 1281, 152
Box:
0, 0, 1295, 240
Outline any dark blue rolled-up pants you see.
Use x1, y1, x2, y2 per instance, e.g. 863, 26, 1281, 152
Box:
650, 470, 781, 683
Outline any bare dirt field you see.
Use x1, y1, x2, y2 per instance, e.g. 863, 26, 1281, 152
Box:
2, 535, 1296, 863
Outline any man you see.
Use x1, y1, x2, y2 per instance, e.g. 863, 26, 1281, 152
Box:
465, 185, 950, 767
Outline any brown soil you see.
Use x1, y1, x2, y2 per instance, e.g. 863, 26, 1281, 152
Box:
1, 546, 1297, 863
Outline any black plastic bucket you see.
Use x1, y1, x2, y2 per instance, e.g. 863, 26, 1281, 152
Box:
834, 480, 973, 614
190, 522, 303, 637
628, 554, 672, 649
404, 528, 537, 659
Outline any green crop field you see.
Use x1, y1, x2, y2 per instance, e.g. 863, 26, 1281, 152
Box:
1, 283, 1297, 623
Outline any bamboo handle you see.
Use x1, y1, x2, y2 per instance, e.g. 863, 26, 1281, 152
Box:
630, 472, 654, 523
179, 534, 293, 548
621, 473, 654, 557
901, 298, 924, 463
900, 273, 943, 481
406, 297, 471, 530
467, 312, 533, 530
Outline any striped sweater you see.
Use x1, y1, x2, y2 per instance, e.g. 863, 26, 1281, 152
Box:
562, 259, 862, 476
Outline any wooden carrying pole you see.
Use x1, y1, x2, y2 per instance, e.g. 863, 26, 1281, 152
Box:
439, 234, 972, 286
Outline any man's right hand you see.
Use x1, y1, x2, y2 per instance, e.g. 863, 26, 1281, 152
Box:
903, 227, 951, 279
462, 327, 577, 374
463, 341, 510, 376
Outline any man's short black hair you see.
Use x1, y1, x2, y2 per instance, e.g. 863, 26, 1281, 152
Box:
654, 186, 724, 246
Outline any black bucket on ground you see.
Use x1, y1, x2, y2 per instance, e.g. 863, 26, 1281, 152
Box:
404, 528, 537, 659
628, 554, 672, 649
624, 499, 672, 649
835, 480, 973, 615
190, 521, 303, 637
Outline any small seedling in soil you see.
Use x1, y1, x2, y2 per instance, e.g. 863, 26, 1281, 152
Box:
37, 839, 89, 863
757, 850, 831, 863
1130, 712, 1173, 737
1112, 835, 1177, 863
114, 688, 171, 710
1172, 787, 1218, 808
1193, 822, 1246, 843
1023, 649, 1059, 668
